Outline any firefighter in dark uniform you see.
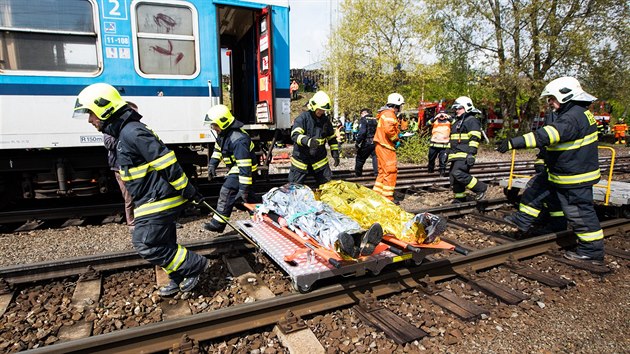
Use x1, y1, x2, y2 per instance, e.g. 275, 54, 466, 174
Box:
289, 91, 339, 186
504, 109, 567, 235
448, 96, 488, 202
354, 108, 378, 177
73, 83, 208, 297
202, 105, 258, 232
498, 76, 604, 264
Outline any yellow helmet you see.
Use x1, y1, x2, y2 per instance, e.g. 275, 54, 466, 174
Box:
307, 91, 332, 111
204, 104, 235, 130
73, 83, 126, 120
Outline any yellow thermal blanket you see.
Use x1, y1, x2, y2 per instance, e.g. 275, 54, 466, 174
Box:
317, 180, 431, 244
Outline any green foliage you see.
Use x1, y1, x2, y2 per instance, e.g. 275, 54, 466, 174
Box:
324, 0, 435, 113
323, 0, 629, 125
396, 132, 431, 164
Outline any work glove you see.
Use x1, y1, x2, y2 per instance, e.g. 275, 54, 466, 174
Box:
306, 138, 319, 149
534, 164, 546, 174
207, 165, 217, 181
181, 182, 198, 200
395, 141, 401, 149
333, 156, 340, 167
305, 138, 321, 156
465, 154, 475, 167
496, 139, 513, 153
190, 192, 206, 205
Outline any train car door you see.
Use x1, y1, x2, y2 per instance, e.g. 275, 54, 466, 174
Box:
217, 4, 276, 127
255, 6, 274, 124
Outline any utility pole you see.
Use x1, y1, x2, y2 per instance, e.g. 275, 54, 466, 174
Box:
331, 0, 339, 121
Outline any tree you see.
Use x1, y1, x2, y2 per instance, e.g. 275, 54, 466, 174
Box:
325, 0, 435, 114
426, 0, 628, 132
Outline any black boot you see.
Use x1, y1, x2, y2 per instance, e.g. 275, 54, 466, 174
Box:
337, 232, 359, 258
359, 223, 383, 256
203, 220, 226, 233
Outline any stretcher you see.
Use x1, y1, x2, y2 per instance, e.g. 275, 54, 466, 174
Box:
239, 203, 460, 292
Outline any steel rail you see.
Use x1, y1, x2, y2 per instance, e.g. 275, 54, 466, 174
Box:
24, 218, 630, 354
0, 233, 251, 285
3, 157, 626, 225
0, 167, 525, 225
0, 199, 508, 284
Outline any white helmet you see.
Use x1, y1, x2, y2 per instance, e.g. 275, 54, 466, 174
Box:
452, 96, 475, 113
540, 76, 597, 104
387, 93, 405, 106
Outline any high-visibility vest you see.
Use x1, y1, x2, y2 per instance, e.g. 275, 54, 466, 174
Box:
431, 119, 451, 144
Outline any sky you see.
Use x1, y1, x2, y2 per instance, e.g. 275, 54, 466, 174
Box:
289, 0, 338, 69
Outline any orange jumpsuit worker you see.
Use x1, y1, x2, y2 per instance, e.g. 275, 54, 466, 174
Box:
373, 93, 404, 201
613, 119, 627, 144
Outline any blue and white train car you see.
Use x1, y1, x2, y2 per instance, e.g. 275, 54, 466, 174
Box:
0, 0, 290, 203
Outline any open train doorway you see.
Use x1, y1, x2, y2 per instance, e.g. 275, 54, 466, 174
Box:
217, 4, 275, 127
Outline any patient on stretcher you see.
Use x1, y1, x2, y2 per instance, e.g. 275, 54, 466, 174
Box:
318, 180, 447, 245
259, 183, 383, 258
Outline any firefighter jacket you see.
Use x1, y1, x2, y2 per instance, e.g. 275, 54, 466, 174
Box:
373, 107, 399, 151
511, 101, 600, 188
534, 111, 558, 168
208, 120, 258, 191
356, 114, 377, 148
104, 108, 197, 220
290, 110, 339, 172
427, 114, 452, 147
448, 112, 482, 161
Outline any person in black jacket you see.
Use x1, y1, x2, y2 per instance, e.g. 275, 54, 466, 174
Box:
202, 104, 258, 233
503, 109, 567, 236
289, 91, 339, 186
497, 76, 603, 264
448, 96, 488, 202
74, 83, 208, 297
354, 108, 378, 177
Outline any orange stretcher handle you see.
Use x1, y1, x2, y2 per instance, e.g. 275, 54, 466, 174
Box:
382, 234, 468, 255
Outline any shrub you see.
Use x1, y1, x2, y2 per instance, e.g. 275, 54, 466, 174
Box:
397, 131, 431, 164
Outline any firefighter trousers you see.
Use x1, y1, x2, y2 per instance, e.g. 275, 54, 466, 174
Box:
449, 159, 487, 201
373, 144, 397, 200
132, 210, 208, 283
288, 163, 333, 187
508, 172, 566, 233
355, 144, 378, 177
206, 175, 241, 228
510, 175, 604, 259
427, 146, 448, 173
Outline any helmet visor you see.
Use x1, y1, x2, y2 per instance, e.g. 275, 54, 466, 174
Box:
451, 103, 464, 110
319, 102, 331, 111
72, 110, 90, 119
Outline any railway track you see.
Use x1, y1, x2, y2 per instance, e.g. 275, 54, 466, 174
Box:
1, 157, 627, 230
2, 199, 628, 353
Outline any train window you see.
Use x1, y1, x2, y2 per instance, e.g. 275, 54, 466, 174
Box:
134, 2, 198, 77
0, 0, 99, 74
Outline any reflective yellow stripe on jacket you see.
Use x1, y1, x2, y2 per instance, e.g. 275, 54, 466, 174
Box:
547, 132, 598, 151
548, 169, 601, 185
135, 195, 187, 218
119, 151, 177, 181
